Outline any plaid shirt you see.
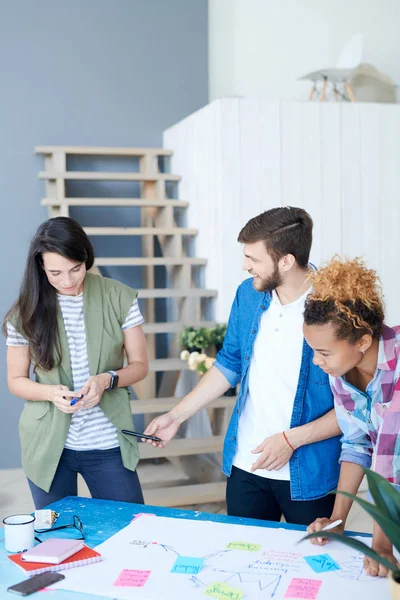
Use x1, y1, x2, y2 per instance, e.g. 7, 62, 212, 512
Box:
330, 325, 400, 485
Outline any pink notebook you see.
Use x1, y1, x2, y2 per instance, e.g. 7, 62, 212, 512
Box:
21, 539, 84, 564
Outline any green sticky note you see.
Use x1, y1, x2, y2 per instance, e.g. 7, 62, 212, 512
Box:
226, 540, 261, 552
204, 582, 244, 600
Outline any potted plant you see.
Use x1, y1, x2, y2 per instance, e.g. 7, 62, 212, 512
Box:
178, 326, 212, 353
180, 349, 216, 375
179, 324, 236, 397
302, 468, 400, 599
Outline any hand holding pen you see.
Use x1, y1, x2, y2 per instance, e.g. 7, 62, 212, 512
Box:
307, 518, 344, 545
67, 393, 83, 412
70, 396, 83, 407
46, 385, 84, 414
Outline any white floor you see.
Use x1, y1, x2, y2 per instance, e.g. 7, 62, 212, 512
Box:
0, 464, 373, 534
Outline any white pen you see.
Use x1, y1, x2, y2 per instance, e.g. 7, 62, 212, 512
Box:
317, 519, 343, 542
321, 519, 343, 532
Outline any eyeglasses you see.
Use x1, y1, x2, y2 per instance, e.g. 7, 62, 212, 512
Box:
35, 515, 84, 543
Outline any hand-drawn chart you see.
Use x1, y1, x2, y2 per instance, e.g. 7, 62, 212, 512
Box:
53, 515, 390, 599
333, 553, 375, 582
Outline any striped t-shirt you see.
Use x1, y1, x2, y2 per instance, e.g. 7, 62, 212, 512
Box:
6, 293, 144, 451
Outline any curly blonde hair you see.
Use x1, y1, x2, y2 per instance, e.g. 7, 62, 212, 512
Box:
304, 256, 385, 341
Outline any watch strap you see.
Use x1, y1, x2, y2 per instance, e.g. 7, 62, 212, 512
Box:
106, 370, 118, 391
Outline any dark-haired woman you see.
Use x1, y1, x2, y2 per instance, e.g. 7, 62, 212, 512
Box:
4, 217, 148, 509
303, 256, 400, 577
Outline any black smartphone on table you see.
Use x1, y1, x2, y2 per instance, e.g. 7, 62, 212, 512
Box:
7, 572, 65, 596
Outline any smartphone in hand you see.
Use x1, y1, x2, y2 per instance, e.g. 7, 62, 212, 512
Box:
121, 429, 162, 443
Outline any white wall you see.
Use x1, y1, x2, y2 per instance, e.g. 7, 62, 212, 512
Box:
208, 0, 400, 102
164, 99, 400, 325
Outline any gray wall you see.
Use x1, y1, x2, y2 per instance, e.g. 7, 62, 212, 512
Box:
0, 0, 208, 468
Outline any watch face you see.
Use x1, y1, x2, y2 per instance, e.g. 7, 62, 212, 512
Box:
112, 374, 119, 389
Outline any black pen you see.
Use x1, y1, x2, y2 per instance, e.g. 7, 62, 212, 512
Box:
121, 429, 162, 443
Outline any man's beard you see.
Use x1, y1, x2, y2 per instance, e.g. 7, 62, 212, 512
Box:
252, 262, 283, 292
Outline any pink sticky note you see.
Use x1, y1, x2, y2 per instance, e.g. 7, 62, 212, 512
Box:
114, 569, 151, 587
284, 578, 322, 599
131, 512, 156, 522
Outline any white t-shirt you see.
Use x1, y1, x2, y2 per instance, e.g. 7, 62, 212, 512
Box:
7, 293, 144, 451
233, 287, 311, 480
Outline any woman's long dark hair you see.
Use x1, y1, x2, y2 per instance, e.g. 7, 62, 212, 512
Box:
3, 217, 94, 371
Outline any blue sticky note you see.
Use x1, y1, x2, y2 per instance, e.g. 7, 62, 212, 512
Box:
304, 554, 340, 573
171, 556, 204, 574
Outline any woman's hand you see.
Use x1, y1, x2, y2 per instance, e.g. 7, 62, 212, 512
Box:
79, 373, 110, 409
306, 517, 345, 545
363, 546, 398, 578
48, 385, 84, 414
365, 524, 399, 577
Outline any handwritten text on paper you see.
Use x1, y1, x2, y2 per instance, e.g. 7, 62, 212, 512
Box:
114, 569, 151, 587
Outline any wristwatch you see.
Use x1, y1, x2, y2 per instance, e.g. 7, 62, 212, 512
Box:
106, 370, 119, 391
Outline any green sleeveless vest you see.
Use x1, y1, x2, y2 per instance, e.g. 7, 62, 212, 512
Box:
17, 273, 140, 491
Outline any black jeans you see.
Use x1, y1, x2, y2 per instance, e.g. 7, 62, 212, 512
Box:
28, 447, 144, 509
226, 466, 335, 525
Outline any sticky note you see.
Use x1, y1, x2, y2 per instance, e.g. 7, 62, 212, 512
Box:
284, 578, 322, 599
114, 569, 151, 587
304, 554, 340, 573
226, 540, 262, 552
171, 556, 204, 574
205, 582, 245, 600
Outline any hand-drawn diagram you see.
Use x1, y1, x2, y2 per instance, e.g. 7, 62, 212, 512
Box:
131, 536, 302, 597
333, 553, 382, 582
53, 516, 390, 600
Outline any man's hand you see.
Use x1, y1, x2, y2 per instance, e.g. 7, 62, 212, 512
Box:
79, 373, 110, 410
143, 413, 181, 448
306, 517, 345, 545
250, 432, 294, 472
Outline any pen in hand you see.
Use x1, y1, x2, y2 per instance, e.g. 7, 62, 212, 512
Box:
70, 396, 82, 406
317, 519, 343, 543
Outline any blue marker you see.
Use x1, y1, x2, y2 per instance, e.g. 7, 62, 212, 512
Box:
70, 397, 81, 406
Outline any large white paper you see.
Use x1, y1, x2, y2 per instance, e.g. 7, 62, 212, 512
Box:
54, 515, 390, 599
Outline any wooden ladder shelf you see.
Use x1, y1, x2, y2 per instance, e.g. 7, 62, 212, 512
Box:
36, 145, 234, 507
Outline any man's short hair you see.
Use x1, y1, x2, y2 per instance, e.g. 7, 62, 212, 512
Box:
237, 206, 313, 268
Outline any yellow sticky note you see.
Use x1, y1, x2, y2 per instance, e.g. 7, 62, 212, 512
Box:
226, 540, 261, 552
204, 582, 244, 600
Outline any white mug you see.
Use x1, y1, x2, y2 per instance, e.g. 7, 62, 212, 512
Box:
3, 514, 36, 553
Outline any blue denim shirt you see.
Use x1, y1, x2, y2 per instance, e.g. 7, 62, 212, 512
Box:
214, 277, 341, 501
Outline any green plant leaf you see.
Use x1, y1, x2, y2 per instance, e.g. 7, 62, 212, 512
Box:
301, 531, 400, 575
335, 490, 400, 552
179, 326, 212, 351
364, 468, 400, 524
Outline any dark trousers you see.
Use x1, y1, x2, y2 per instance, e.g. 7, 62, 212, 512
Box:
28, 447, 144, 510
226, 466, 335, 525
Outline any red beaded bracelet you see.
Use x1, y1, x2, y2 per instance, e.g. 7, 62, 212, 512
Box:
282, 431, 295, 452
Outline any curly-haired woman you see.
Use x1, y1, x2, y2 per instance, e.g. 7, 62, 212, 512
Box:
303, 256, 399, 577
